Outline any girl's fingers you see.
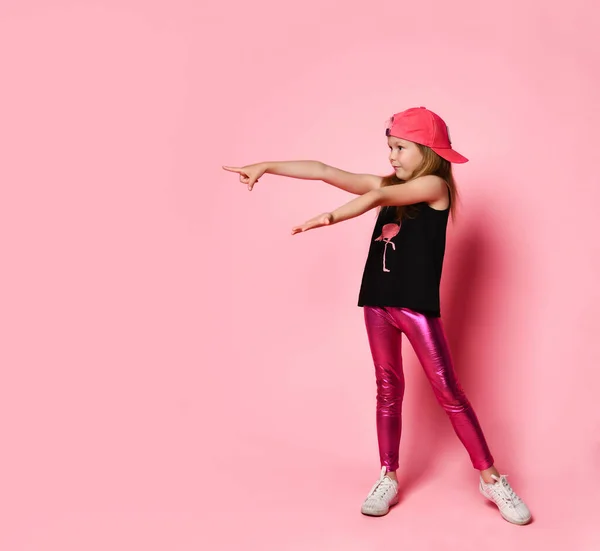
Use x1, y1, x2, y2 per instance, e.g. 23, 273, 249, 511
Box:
291, 214, 332, 234
291, 222, 314, 234
224, 166, 260, 190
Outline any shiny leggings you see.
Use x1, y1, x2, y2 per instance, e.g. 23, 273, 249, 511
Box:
364, 306, 494, 472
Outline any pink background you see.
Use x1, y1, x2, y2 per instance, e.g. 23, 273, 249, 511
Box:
1, 1, 599, 549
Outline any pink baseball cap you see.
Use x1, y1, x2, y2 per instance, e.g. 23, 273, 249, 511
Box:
385, 106, 468, 164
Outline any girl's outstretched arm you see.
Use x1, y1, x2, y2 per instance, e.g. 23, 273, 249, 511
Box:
223, 161, 382, 194
291, 175, 446, 234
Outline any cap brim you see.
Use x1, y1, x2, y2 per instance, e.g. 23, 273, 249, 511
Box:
431, 147, 469, 164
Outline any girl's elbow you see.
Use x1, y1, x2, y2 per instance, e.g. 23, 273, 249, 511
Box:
370, 189, 385, 208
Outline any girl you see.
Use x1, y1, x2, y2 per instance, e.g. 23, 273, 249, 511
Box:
222, 107, 531, 525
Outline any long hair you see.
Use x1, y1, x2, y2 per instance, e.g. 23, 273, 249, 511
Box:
380, 143, 459, 223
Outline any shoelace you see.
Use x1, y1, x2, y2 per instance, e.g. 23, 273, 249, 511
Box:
491, 475, 522, 506
368, 479, 393, 500
367, 470, 395, 500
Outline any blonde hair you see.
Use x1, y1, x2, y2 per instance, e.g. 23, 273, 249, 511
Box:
380, 143, 459, 222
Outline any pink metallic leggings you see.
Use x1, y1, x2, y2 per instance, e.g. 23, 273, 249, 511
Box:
364, 306, 494, 472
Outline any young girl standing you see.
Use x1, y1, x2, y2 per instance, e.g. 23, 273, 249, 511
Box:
223, 107, 532, 525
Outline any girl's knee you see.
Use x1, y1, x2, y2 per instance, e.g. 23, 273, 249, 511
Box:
377, 394, 403, 416
438, 395, 470, 413
376, 379, 405, 415
434, 387, 469, 413
376, 378, 405, 400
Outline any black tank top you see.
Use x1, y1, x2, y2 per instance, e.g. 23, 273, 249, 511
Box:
357, 201, 450, 317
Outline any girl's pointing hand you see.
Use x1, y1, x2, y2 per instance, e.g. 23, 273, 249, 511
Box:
222, 164, 266, 191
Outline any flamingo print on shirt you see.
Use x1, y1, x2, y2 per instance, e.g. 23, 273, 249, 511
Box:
374, 223, 401, 272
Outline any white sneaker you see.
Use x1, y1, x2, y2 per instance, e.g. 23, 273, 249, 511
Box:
479, 474, 532, 525
361, 466, 399, 516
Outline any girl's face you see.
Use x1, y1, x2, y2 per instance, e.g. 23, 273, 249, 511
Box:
388, 137, 423, 180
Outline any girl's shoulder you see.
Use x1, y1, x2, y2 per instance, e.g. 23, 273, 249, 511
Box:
425, 176, 450, 211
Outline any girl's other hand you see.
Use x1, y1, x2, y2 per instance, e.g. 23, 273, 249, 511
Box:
222, 163, 267, 191
291, 213, 333, 235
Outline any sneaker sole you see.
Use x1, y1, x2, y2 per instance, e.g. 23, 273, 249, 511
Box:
361, 494, 400, 517
479, 483, 531, 525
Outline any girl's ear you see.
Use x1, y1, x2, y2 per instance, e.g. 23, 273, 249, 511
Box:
385, 116, 393, 136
